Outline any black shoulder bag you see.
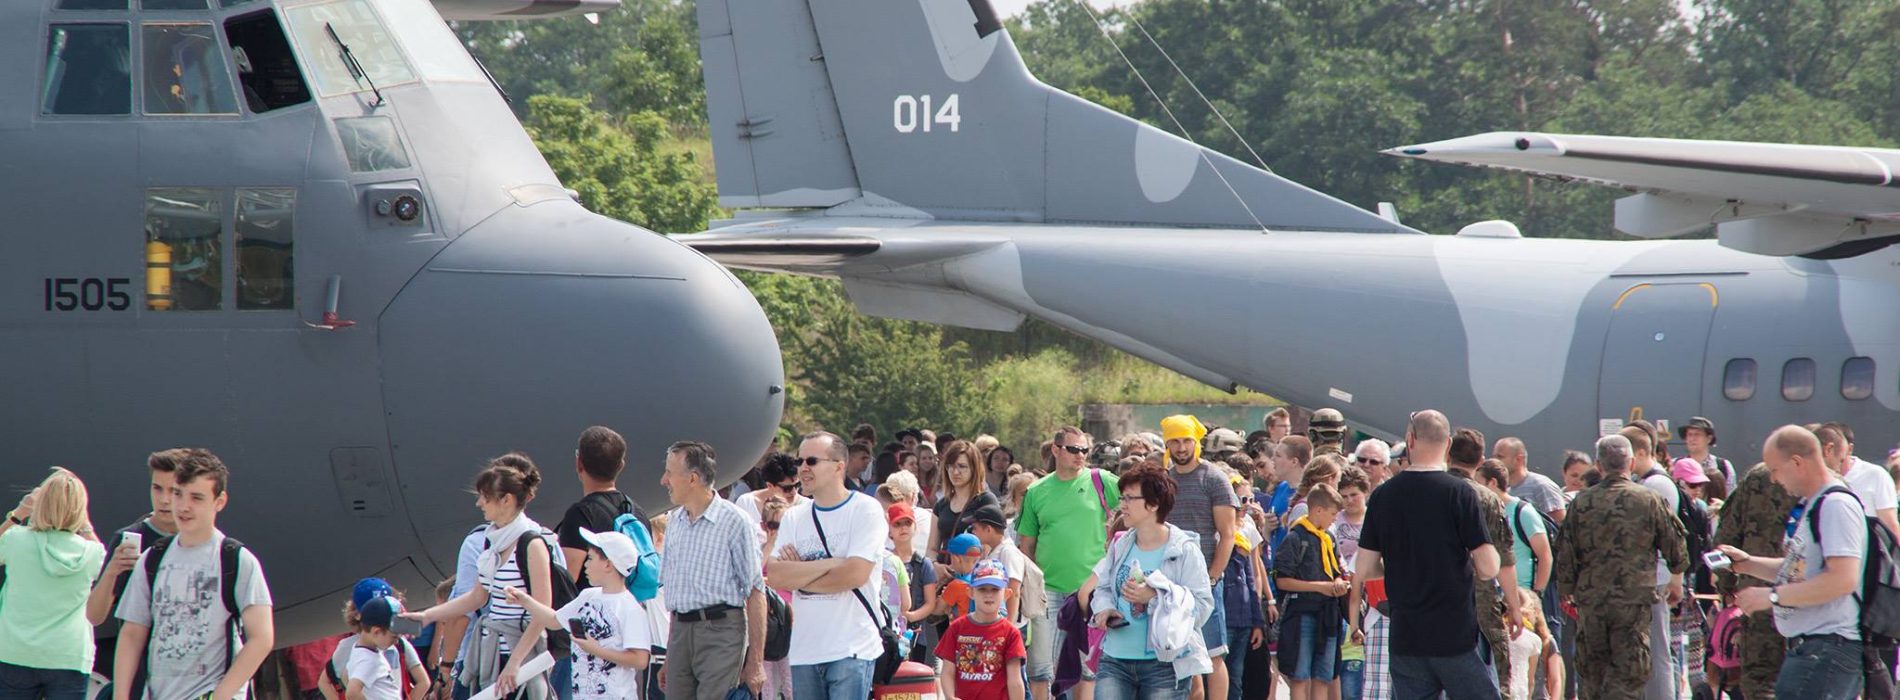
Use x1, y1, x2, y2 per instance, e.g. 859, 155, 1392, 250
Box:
811, 504, 904, 685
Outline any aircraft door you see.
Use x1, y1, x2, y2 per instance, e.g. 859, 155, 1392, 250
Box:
1597, 283, 1718, 444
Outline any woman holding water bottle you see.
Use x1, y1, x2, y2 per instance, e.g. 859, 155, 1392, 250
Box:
1088, 466, 1214, 700
0, 468, 107, 700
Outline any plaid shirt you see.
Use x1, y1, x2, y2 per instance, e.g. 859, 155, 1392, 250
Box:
1364, 607, 1392, 700
660, 496, 763, 613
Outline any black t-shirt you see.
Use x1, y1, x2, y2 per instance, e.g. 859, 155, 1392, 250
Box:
556, 491, 649, 588
1359, 470, 1489, 657
94, 518, 167, 674
931, 490, 1000, 548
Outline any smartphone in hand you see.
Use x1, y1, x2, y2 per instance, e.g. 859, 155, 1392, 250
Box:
391, 615, 424, 637
569, 618, 589, 640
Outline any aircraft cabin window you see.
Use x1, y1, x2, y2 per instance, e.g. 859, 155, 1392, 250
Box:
225, 11, 312, 112
335, 117, 411, 172
56, 0, 128, 9
1781, 357, 1816, 402
145, 188, 224, 311
284, 0, 417, 98
42, 24, 132, 116
143, 23, 240, 115
236, 189, 295, 310
1842, 357, 1876, 401
141, 0, 210, 8
1722, 358, 1756, 401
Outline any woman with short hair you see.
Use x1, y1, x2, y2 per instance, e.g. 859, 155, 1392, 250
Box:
0, 468, 107, 700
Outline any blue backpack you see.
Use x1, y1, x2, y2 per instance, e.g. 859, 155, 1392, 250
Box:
614, 512, 664, 601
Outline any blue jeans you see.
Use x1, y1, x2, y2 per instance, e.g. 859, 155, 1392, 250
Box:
0, 661, 87, 700
1776, 635, 1863, 700
1277, 613, 1338, 681
1201, 581, 1229, 657
552, 657, 574, 700
1340, 659, 1364, 700
1223, 627, 1252, 700
1390, 646, 1498, 700
791, 658, 875, 700
1096, 656, 1190, 700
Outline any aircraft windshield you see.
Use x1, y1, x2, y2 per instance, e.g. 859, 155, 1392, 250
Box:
282, 0, 416, 98
375, 0, 484, 84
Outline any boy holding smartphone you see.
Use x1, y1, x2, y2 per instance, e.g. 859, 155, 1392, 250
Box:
505, 528, 652, 700
350, 596, 417, 700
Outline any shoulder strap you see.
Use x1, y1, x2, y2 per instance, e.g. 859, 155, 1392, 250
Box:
515, 532, 543, 594
1511, 501, 1531, 551
220, 537, 244, 616
1091, 469, 1108, 513
810, 499, 893, 630
1806, 485, 1857, 550
143, 534, 175, 592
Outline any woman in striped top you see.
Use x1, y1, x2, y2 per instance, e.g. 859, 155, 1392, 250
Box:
405, 453, 557, 699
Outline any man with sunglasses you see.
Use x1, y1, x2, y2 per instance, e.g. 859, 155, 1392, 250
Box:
1353, 439, 1393, 491
769, 432, 890, 700
1019, 426, 1118, 700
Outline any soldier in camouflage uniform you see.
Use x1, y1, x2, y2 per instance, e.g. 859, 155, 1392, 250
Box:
1713, 462, 1796, 700
1310, 407, 1348, 457
1556, 434, 1689, 700
1450, 427, 1519, 691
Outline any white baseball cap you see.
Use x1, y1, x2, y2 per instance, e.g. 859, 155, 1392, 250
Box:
577, 528, 639, 577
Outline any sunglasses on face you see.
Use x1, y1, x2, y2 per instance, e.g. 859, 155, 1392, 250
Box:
1356, 457, 1384, 466
776, 480, 799, 491
799, 456, 836, 467
1060, 445, 1089, 455
763, 520, 780, 531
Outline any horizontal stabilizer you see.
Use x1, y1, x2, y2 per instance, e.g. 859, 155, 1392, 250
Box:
1386, 132, 1900, 258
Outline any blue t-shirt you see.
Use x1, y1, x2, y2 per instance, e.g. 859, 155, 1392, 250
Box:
1102, 543, 1169, 661
1508, 500, 1546, 591
1267, 482, 1296, 549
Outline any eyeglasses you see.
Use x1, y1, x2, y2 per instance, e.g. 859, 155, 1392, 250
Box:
763, 521, 780, 531
1356, 456, 1384, 466
1122, 495, 1145, 501
1060, 445, 1089, 455
776, 481, 799, 491
799, 456, 838, 467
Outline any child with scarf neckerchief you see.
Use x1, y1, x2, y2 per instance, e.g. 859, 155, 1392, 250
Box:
1273, 483, 1350, 700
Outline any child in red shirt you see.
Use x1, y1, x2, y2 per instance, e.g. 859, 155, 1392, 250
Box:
934, 560, 1026, 700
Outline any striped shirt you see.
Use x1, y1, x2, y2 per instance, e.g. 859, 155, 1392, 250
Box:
660, 496, 763, 613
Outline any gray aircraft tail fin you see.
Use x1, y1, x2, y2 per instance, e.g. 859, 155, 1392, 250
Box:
696, 0, 1412, 232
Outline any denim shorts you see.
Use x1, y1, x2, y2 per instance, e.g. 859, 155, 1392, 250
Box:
1276, 613, 1339, 681
1201, 580, 1228, 657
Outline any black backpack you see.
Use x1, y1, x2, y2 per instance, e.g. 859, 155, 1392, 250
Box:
1805, 485, 1900, 640
513, 532, 581, 611
139, 535, 249, 692
1647, 469, 1712, 563
763, 590, 792, 662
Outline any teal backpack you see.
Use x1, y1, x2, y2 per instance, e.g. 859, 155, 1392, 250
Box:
613, 512, 664, 601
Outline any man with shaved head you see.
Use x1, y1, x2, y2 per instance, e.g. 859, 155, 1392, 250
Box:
1353, 410, 1503, 700
1721, 425, 1867, 699
1498, 438, 1565, 524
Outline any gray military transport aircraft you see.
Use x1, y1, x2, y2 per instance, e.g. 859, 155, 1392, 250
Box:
683, 0, 1899, 466
3, 0, 783, 643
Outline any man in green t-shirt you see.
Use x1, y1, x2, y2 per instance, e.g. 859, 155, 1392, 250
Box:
1018, 425, 1119, 700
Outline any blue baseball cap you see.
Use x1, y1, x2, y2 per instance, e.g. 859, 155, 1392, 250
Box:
945, 533, 983, 557
972, 560, 1008, 589
352, 578, 394, 612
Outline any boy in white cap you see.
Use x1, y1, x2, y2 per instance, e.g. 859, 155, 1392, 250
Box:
505, 528, 653, 700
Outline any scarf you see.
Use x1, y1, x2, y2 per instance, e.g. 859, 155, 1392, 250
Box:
1293, 516, 1339, 578
1160, 415, 1207, 463
477, 513, 543, 583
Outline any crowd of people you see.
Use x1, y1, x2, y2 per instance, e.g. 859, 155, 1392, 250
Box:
4, 412, 1900, 700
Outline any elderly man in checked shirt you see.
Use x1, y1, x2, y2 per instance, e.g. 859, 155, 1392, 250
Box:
658, 441, 768, 700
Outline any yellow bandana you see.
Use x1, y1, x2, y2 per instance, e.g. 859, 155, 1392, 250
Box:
1160, 415, 1207, 463
1293, 516, 1340, 578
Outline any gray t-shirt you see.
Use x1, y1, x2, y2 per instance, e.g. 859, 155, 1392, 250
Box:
1508, 472, 1566, 518
1165, 460, 1239, 564
1641, 469, 1681, 586
116, 531, 273, 700
1776, 484, 1867, 640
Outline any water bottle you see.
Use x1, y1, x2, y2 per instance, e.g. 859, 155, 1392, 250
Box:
900, 627, 917, 657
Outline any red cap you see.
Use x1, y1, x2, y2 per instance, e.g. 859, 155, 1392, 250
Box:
886, 502, 915, 524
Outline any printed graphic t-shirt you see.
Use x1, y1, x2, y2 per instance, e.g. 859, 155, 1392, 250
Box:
934, 615, 1027, 700
557, 587, 653, 700
116, 531, 273, 700
779, 492, 890, 665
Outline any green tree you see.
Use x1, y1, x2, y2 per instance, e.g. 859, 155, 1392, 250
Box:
458, 0, 705, 124
523, 95, 720, 233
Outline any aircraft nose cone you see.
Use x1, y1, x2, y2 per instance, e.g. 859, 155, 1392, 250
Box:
381, 201, 784, 538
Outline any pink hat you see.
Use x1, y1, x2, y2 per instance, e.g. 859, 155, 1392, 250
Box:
1670, 457, 1710, 485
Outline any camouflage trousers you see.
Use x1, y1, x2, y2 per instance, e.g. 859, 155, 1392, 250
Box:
1738, 609, 1783, 700
1477, 585, 1510, 690
1576, 600, 1654, 700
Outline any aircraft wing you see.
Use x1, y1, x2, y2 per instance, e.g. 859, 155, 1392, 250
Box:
1384, 132, 1900, 258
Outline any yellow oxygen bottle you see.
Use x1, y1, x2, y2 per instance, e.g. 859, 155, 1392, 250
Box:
146, 240, 172, 310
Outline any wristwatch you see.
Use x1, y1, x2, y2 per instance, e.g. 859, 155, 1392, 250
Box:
1769, 587, 1782, 607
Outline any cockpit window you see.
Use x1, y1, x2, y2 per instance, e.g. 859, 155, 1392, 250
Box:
141, 0, 210, 9
376, 0, 484, 84
56, 0, 128, 9
146, 188, 224, 311
335, 116, 411, 171
219, 0, 257, 6
43, 24, 131, 115
283, 0, 416, 98
143, 23, 240, 115
225, 10, 312, 112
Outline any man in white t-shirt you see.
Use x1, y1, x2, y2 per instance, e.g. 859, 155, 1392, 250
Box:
113, 451, 274, 700
1621, 425, 1682, 700
768, 431, 891, 699
1816, 422, 1900, 538
1723, 425, 1866, 700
